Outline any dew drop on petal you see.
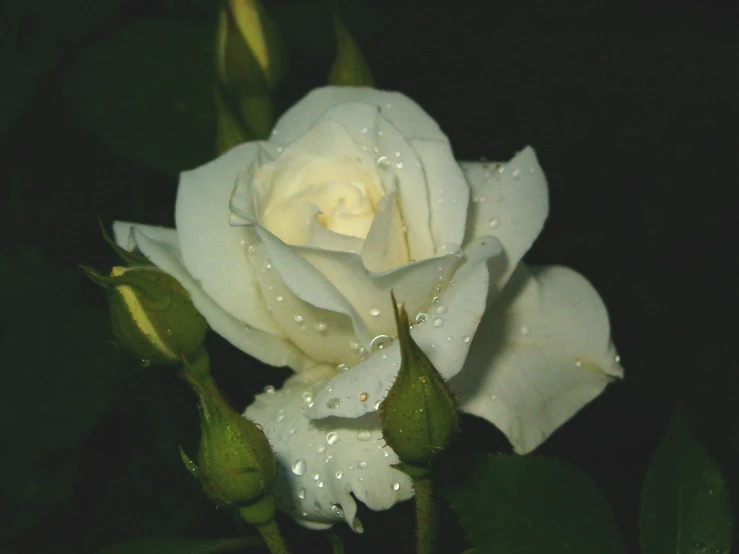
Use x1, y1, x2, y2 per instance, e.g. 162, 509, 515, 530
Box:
488, 217, 499, 229
317, 481, 325, 488
312, 472, 320, 481
315, 321, 328, 332
520, 325, 530, 336
512, 168, 521, 179
373, 400, 381, 410
335, 471, 343, 480
293, 314, 304, 323
392, 482, 401, 491
326, 432, 341, 446
264, 385, 275, 394
369, 307, 381, 317
358, 461, 368, 469
415, 312, 428, 324
276, 295, 284, 303
463, 335, 471, 343
433, 318, 444, 328
317, 445, 326, 454
302, 391, 313, 403
432, 296, 441, 305
331, 504, 344, 518
337, 363, 349, 372
357, 430, 371, 441
292, 459, 307, 476
350, 340, 360, 350
575, 359, 583, 368
327, 397, 340, 409
370, 335, 393, 351
435, 304, 447, 315
298, 488, 306, 500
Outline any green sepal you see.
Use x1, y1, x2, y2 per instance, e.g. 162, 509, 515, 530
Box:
99, 219, 152, 267
327, 10, 374, 87
391, 461, 432, 480
179, 445, 202, 480
378, 292, 459, 467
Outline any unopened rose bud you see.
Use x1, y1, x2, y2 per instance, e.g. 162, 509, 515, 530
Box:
80, 264, 208, 366
378, 293, 460, 477
327, 11, 374, 87
214, 0, 287, 145
179, 351, 277, 520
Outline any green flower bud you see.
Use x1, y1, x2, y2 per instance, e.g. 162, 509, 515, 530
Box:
327, 11, 374, 87
378, 293, 459, 476
80, 264, 208, 366
179, 351, 277, 513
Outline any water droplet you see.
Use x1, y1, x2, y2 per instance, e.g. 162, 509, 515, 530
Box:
358, 391, 369, 402
317, 445, 326, 454
315, 321, 328, 332
383, 451, 390, 458
337, 363, 349, 372
312, 472, 320, 481
392, 482, 401, 491
327, 397, 340, 409
307, 401, 315, 408
369, 307, 381, 317
292, 459, 307, 475
432, 296, 441, 305
293, 314, 304, 323
512, 169, 521, 179
289, 428, 296, 435
298, 487, 306, 500
350, 340, 360, 350
361, 127, 369, 134
396, 161, 404, 169
415, 312, 428, 324
497, 165, 505, 174
446, 336, 453, 342
435, 304, 448, 315
302, 391, 313, 403
519, 325, 530, 336
488, 217, 499, 229
247, 245, 256, 255
139, 358, 152, 368
357, 430, 371, 441
275, 295, 284, 303
370, 334, 393, 351
358, 347, 369, 360
575, 359, 583, 368
358, 461, 368, 469
326, 431, 341, 445
263, 385, 275, 395
331, 504, 344, 517
335, 471, 343, 480
462, 335, 471, 343
317, 480, 325, 488
264, 262, 272, 269
614, 354, 621, 363
377, 155, 389, 166
277, 413, 286, 422
433, 318, 444, 328
374, 400, 381, 410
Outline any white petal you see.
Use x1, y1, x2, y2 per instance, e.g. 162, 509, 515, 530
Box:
117, 224, 310, 370
270, 87, 447, 147
410, 138, 469, 250
245, 386, 413, 531
303, 236, 503, 420
246, 239, 363, 367
113, 221, 178, 251
361, 189, 409, 272
450, 263, 623, 454
461, 147, 549, 288
176, 143, 284, 337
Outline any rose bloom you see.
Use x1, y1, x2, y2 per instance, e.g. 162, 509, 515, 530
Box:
115, 87, 622, 531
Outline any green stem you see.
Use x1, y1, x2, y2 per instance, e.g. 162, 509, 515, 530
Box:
255, 518, 291, 554
414, 477, 436, 554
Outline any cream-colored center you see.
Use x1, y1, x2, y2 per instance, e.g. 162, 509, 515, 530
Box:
259, 153, 383, 245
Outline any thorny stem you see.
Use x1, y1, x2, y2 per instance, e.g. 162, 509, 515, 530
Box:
255, 518, 291, 554
414, 477, 436, 554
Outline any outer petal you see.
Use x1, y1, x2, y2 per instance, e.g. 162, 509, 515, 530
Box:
113, 222, 310, 370
410, 138, 469, 251
270, 87, 447, 147
303, 236, 503, 420
461, 147, 549, 289
450, 263, 623, 454
176, 142, 284, 337
245, 386, 413, 532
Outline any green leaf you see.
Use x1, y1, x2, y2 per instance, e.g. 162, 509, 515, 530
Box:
65, 18, 217, 175
97, 536, 261, 554
640, 411, 734, 554
444, 454, 626, 554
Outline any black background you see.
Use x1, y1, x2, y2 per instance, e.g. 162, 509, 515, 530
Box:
1, 0, 737, 552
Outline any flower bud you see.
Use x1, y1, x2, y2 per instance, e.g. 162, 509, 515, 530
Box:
378, 293, 459, 476
179, 351, 277, 514
80, 264, 208, 366
328, 10, 374, 87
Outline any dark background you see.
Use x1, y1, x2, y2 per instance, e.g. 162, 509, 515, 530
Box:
1, 0, 737, 552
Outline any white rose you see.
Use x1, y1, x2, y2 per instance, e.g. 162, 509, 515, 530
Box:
115, 87, 623, 531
